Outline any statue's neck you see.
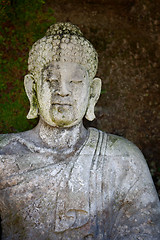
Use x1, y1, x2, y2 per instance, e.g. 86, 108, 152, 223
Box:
34, 118, 88, 153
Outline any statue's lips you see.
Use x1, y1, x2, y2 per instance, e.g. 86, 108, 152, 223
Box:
51, 103, 72, 114
52, 103, 72, 106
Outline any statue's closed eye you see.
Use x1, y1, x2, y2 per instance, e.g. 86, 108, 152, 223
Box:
70, 80, 83, 84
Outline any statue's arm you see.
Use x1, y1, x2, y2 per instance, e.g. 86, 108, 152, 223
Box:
105, 135, 160, 240
116, 166, 160, 240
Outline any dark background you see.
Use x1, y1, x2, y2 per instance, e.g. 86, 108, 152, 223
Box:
0, 0, 160, 196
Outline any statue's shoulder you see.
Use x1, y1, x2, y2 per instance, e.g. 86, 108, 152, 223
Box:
0, 131, 33, 155
90, 128, 145, 165
106, 133, 144, 159
0, 132, 19, 148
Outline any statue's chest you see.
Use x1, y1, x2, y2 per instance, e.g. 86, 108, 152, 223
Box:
0, 153, 98, 239
0, 154, 64, 218
0, 153, 66, 196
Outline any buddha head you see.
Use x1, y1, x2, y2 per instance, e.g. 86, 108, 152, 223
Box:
24, 22, 101, 127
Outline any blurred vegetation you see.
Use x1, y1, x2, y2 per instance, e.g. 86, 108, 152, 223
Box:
0, 0, 55, 133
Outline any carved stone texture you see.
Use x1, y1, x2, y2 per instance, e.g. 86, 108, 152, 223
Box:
0, 22, 160, 240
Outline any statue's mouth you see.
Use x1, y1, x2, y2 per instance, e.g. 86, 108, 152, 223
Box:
52, 103, 72, 106
51, 103, 73, 115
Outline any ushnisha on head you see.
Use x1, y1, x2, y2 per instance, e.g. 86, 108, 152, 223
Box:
28, 22, 98, 81
24, 22, 101, 127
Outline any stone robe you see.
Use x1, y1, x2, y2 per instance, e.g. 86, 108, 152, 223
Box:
0, 128, 160, 240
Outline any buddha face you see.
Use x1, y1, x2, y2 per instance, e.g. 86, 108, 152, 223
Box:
36, 61, 90, 127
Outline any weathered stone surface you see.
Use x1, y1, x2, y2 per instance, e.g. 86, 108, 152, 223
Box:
0, 22, 160, 239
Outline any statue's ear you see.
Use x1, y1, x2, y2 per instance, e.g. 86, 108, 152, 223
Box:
24, 74, 38, 119
85, 77, 102, 121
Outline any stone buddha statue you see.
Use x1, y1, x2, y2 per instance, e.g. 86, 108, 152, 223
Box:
0, 22, 160, 240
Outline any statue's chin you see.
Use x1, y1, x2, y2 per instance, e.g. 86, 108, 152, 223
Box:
41, 115, 79, 128
40, 105, 85, 128
47, 106, 78, 128
45, 120, 79, 128
51, 119, 75, 128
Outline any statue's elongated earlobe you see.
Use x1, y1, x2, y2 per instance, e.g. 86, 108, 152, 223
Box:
24, 74, 38, 119
85, 78, 101, 121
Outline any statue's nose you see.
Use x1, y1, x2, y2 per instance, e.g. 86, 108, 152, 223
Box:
56, 80, 71, 97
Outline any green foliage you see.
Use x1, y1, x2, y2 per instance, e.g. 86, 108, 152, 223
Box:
0, 0, 56, 133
